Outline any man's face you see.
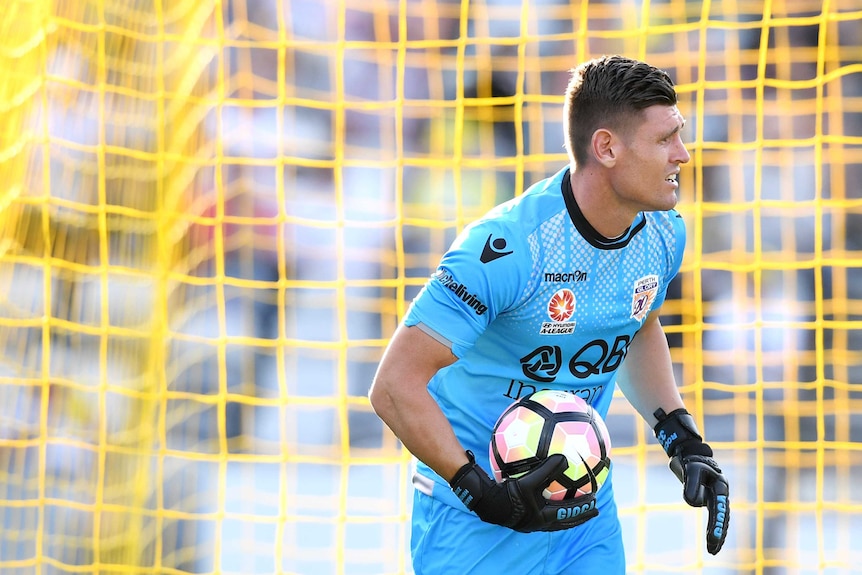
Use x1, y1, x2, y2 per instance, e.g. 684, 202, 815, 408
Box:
612, 104, 691, 212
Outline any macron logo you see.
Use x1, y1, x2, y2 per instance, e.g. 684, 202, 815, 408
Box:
480, 234, 513, 263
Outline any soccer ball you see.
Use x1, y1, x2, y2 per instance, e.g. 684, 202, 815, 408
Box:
489, 389, 612, 501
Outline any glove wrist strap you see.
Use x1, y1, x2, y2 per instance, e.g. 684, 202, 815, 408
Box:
653, 408, 703, 457
449, 450, 492, 511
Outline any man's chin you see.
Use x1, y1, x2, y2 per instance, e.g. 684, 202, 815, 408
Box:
645, 195, 678, 212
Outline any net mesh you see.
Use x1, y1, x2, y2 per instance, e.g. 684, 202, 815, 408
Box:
1, 0, 861, 573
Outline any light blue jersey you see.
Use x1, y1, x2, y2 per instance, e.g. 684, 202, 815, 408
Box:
404, 167, 685, 573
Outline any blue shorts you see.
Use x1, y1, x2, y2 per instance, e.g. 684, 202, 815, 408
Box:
410, 489, 626, 575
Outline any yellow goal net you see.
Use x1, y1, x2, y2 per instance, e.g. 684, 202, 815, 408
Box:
1, 0, 861, 573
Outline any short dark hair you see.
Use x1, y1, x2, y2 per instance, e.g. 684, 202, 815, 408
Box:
564, 55, 678, 167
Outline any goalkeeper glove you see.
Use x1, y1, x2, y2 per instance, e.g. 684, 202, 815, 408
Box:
654, 408, 730, 555
449, 450, 598, 533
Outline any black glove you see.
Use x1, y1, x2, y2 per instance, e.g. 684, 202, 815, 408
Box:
654, 408, 730, 555
449, 450, 598, 533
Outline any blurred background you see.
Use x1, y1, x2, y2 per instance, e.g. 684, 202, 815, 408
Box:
0, 0, 861, 573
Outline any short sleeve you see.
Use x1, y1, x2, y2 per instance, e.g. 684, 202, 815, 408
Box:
651, 209, 687, 310
403, 218, 530, 357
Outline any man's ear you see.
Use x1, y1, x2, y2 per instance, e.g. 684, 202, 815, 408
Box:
591, 128, 618, 167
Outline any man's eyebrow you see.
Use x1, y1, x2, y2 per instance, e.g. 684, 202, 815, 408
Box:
661, 118, 686, 139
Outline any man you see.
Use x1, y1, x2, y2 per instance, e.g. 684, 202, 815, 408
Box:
369, 55, 730, 574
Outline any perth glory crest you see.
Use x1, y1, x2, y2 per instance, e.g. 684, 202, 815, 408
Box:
630, 275, 659, 321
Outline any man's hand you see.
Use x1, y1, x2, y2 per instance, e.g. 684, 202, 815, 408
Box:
449, 451, 598, 533
655, 408, 730, 555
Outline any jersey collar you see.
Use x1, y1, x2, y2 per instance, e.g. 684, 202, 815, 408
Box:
561, 168, 645, 250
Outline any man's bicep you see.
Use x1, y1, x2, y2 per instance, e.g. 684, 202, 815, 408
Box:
377, 323, 457, 386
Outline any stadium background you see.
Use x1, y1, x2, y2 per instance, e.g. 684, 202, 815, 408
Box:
1, 0, 861, 573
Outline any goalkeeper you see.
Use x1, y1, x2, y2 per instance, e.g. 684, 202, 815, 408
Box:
369, 55, 730, 574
